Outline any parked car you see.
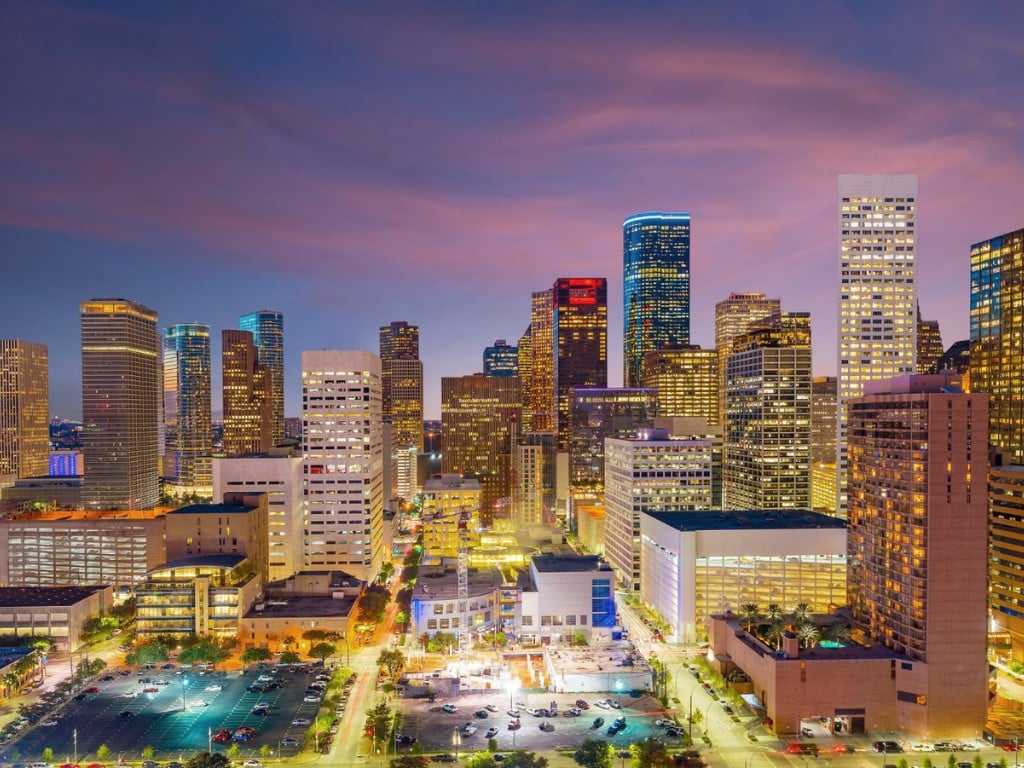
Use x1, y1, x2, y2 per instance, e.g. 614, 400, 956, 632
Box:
592, 717, 605, 729
666, 727, 684, 737
442, 704, 457, 713
242, 761, 263, 768
485, 727, 499, 738
507, 720, 521, 731
575, 699, 590, 710
280, 738, 299, 747
564, 708, 582, 717
507, 709, 521, 718
539, 722, 554, 732
474, 710, 488, 719
291, 718, 311, 726
485, 704, 499, 712
432, 756, 458, 764
461, 724, 477, 736
395, 735, 416, 745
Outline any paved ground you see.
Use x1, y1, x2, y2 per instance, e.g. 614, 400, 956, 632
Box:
4, 664, 335, 762
394, 686, 678, 754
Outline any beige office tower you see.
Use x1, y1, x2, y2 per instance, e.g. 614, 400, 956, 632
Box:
847, 374, 987, 737
714, 292, 781, 426
513, 441, 545, 528
724, 312, 812, 510
641, 344, 718, 421
379, 321, 423, 451
811, 376, 838, 515
301, 350, 384, 581
421, 473, 481, 563
441, 374, 521, 527
527, 290, 554, 432
0, 340, 49, 483
517, 325, 532, 427
837, 174, 917, 512
81, 299, 161, 510
221, 330, 272, 456
604, 428, 712, 591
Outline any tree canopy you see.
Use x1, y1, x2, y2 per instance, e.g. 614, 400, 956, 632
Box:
573, 738, 612, 768
309, 642, 337, 662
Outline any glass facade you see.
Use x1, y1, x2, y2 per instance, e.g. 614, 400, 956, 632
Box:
623, 213, 691, 387
240, 311, 284, 446
379, 321, 423, 451
554, 278, 608, 449
970, 229, 1024, 462
0, 340, 49, 480
641, 345, 717, 421
221, 330, 272, 456
483, 339, 518, 376
163, 324, 212, 493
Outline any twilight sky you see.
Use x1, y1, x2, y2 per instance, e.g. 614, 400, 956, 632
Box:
3, 1, 1023, 420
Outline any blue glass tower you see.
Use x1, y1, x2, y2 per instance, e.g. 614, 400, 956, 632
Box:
163, 323, 211, 492
623, 212, 691, 387
483, 339, 518, 376
240, 310, 284, 445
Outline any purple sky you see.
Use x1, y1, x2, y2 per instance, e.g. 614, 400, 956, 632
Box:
3, 1, 1023, 420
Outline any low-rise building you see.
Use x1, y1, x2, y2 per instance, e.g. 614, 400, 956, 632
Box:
165, 492, 270, 583
0, 586, 113, 652
640, 510, 847, 643
519, 555, 617, 645
411, 565, 503, 640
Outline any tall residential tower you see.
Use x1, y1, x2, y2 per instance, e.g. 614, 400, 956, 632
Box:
0, 340, 49, 482
379, 321, 424, 451
239, 311, 284, 446
163, 323, 212, 494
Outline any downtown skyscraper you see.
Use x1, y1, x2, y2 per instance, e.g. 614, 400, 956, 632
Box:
525, 289, 555, 432
301, 350, 384, 581
239, 310, 284, 446
80, 298, 161, 509
623, 212, 691, 387
971, 227, 1024, 463
163, 323, 212, 494
0, 340, 49, 482
837, 174, 917, 511
553, 278, 608, 448
714, 292, 781, 425
221, 329, 272, 456
379, 321, 423, 452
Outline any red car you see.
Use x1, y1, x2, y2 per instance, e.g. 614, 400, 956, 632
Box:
143, 687, 159, 693
212, 732, 232, 744
1003, 744, 1021, 752
84, 687, 100, 694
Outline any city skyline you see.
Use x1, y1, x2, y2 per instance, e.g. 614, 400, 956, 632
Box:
3, 2, 1024, 420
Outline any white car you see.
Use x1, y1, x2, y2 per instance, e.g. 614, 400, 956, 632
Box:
292, 718, 311, 726
593, 699, 610, 709
303, 695, 321, 703
960, 744, 980, 752
243, 761, 263, 768
461, 724, 477, 736
912, 744, 935, 753
189, 699, 209, 708
205, 683, 223, 692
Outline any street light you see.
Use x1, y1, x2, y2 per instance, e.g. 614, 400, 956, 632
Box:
181, 676, 188, 711
703, 701, 714, 741
688, 690, 695, 746
615, 679, 623, 708
453, 727, 461, 761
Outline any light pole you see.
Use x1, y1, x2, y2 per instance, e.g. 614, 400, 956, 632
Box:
703, 701, 713, 741
180, 676, 188, 711
615, 679, 623, 708
453, 727, 461, 761
687, 690, 695, 746
73, 728, 78, 764
208, 726, 212, 755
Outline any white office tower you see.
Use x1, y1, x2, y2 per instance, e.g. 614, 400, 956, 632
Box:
513, 441, 545, 528
837, 174, 917, 512
604, 428, 712, 592
301, 350, 384, 581
212, 447, 303, 581
394, 445, 418, 502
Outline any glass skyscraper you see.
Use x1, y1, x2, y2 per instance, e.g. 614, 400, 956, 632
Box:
623, 212, 691, 387
240, 310, 284, 445
163, 323, 212, 494
553, 278, 608, 449
483, 339, 518, 376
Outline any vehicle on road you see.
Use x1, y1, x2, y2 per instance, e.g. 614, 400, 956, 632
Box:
485, 727, 498, 738
291, 718, 311, 726
280, 738, 299, 747
84, 687, 100, 694
666, 727, 684, 737
142, 687, 158, 693
142, 761, 158, 768
474, 710, 488, 719
575, 699, 590, 710
655, 718, 674, 727
432, 756, 457, 764
539, 722, 554, 732
507, 709, 521, 718
592, 717, 605, 729
395, 735, 416, 745
116, 711, 135, 718
442, 704, 457, 713
721, 704, 734, 715
243, 761, 263, 768
485, 704, 499, 712
303, 695, 320, 703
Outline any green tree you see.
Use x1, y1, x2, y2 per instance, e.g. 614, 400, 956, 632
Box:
96, 744, 111, 761
279, 651, 301, 665
765, 603, 785, 624
571, 632, 588, 647
502, 752, 548, 768
185, 753, 230, 768
260, 744, 272, 758
465, 755, 498, 768
488, 737, 498, 752
922, 759, 933, 768
897, 759, 908, 768
143, 746, 155, 759
738, 603, 761, 632
366, 702, 392, 744
973, 756, 983, 768
377, 648, 406, 680
426, 632, 457, 654
178, 637, 230, 667
302, 629, 328, 645
42, 748, 54, 762
825, 620, 851, 644
129, 642, 170, 666
357, 584, 391, 621
573, 738, 612, 768
227, 743, 241, 758
948, 754, 957, 768
392, 758, 431, 768
309, 642, 337, 662
629, 737, 672, 768
796, 622, 819, 648
765, 620, 787, 650
791, 603, 813, 624
241, 647, 272, 666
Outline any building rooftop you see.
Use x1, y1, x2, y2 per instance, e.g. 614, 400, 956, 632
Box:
0, 586, 108, 607
155, 554, 248, 571
245, 594, 358, 620
645, 509, 846, 532
413, 565, 504, 600
423, 474, 481, 491
169, 503, 254, 515
531, 554, 612, 573
1, 508, 168, 521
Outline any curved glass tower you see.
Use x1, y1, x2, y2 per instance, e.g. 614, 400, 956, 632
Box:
623, 212, 691, 387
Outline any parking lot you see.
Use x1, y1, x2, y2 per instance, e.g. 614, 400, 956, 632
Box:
5, 665, 337, 761
395, 688, 675, 754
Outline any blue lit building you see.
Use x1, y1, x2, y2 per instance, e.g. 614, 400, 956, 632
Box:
623, 212, 691, 387
482, 338, 518, 376
163, 323, 212, 494
240, 310, 284, 445
49, 451, 82, 476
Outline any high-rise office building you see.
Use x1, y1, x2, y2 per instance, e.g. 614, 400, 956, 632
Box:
0, 340, 49, 482
517, 326, 533, 427
301, 350, 384, 581
989, 465, 1024, 663
568, 388, 656, 503
420, 474, 482, 564
724, 312, 811, 510
929, 340, 970, 377
81, 299, 161, 510
440, 374, 521, 526
163, 324, 212, 495
483, 339, 518, 377
239, 311, 284, 446
553, 278, 608, 448
971, 228, 1024, 463
513, 435, 553, 529
714, 292, 781, 425
623, 212, 691, 387
379, 321, 423, 451
837, 174, 917, 511
847, 374, 987, 736
604, 428, 712, 591
221, 330, 272, 456
641, 344, 718, 422
810, 376, 837, 465
916, 305, 944, 374
527, 290, 554, 432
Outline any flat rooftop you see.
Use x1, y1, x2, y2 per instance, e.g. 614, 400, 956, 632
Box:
532, 555, 612, 573
545, 645, 652, 676
645, 509, 846, 532
413, 565, 504, 600
245, 594, 358, 620
0, 586, 107, 607
169, 503, 254, 515
155, 554, 248, 570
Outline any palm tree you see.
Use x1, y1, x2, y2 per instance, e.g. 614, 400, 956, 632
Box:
738, 603, 761, 633
825, 620, 851, 644
796, 621, 819, 648
765, 603, 785, 625
765, 619, 787, 650
791, 603, 812, 625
